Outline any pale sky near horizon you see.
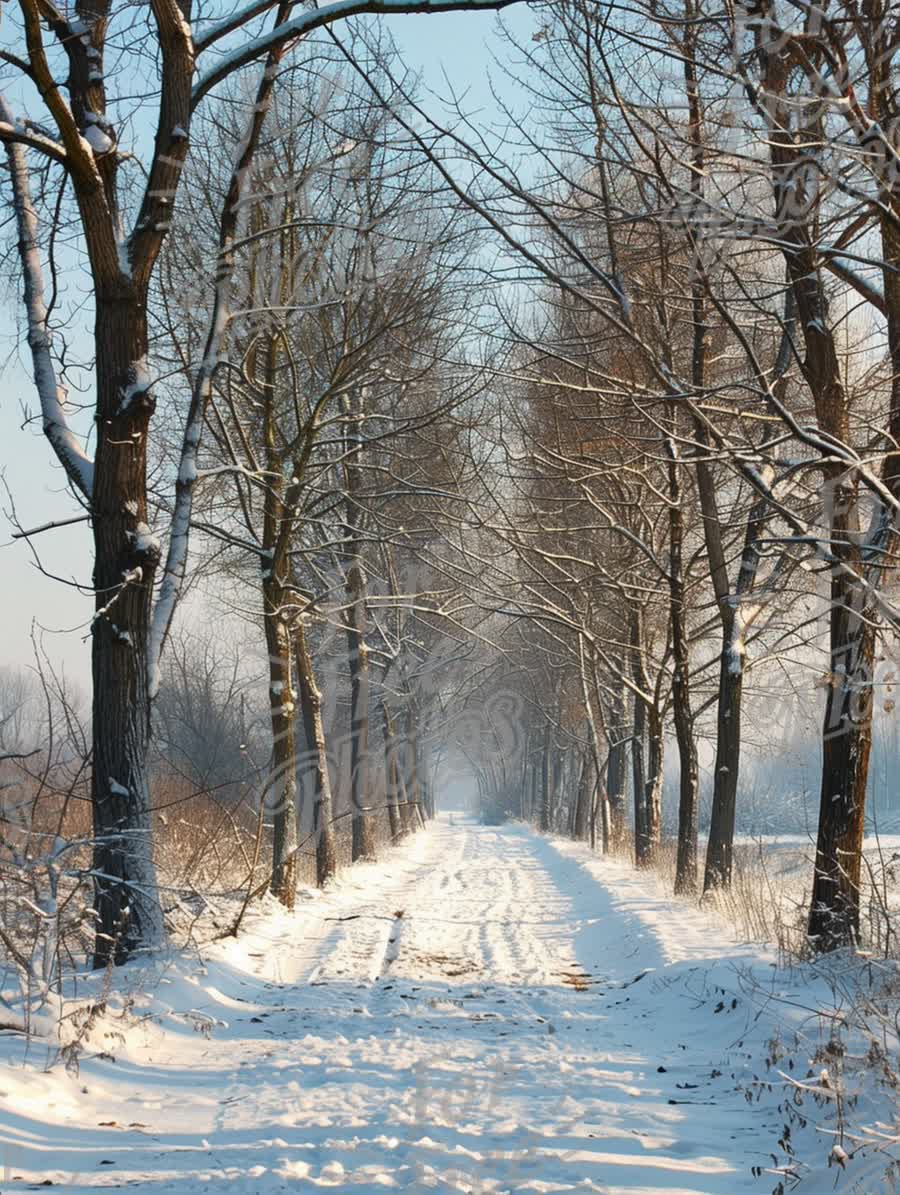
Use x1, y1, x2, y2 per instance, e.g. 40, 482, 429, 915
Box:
0, 6, 535, 692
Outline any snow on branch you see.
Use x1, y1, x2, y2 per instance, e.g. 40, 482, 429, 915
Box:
150, 8, 293, 696
194, 0, 287, 52
0, 119, 67, 165
0, 96, 94, 501
820, 251, 886, 315
192, 0, 524, 106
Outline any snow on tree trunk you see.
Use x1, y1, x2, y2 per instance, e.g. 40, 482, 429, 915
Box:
807, 519, 876, 950
342, 394, 375, 862
264, 592, 298, 909
91, 294, 164, 967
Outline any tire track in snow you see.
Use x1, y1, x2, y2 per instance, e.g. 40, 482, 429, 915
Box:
1, 816, 786, 1194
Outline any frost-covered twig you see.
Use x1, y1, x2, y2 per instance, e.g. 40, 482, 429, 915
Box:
0, 95, 94, 500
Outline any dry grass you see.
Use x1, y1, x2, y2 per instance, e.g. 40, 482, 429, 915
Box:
0, 753, 421, 1022
603, 828, 899, 962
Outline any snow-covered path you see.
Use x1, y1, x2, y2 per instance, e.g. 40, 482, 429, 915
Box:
2, 819, 791, 1192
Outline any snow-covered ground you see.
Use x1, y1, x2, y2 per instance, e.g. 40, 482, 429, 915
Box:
1, 816, 896, 1192
721, 833, 900, 955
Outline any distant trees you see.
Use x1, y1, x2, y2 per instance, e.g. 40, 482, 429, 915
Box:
151, 631, 260, 794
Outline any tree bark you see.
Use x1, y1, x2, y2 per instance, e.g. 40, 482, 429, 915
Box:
629, 608, 660, 867
702, 620, 743, 890
422, 749, 436, 819
751, 30, 875, 947
807, 605, 875, 949
90, 292, 164, 967
700, 430, 782, 894
294, 618, 337, 886
645, 702, 663, 867
667, 443, 699, 895
605, 690, 628, 850
573, 753, 592, 841
403, 697, 423, 830
263, 587, 298, 908
804, 18, 900, 950
341, 393, 375, 861
346, 586, 374, 861
631, 698, 648, 865
382, 701, 403, 841
257, 334, 298, 908
540, 719, 552, 832
579, 638, 609, 852
519, 731, 530, 821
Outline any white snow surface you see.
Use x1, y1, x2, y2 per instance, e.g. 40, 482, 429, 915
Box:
0, 818, 892, 1191
82, 124, 114, 154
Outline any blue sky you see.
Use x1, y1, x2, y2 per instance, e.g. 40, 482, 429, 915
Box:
0, 4, 534, 690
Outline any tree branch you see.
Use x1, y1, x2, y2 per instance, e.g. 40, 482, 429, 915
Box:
192, 0, 525, 107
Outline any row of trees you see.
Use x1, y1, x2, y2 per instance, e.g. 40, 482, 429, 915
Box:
0, 0, 511, 966
389, 0, 900, 952
447, 0, 898, 951
3, 0, 900, 967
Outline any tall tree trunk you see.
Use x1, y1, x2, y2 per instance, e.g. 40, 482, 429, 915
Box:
91, 293, 164, 967
703, 618, 743, 890
346, 588, 374, 861
263, 587, 298, 908
668, 0, 700, 897
631, 698, 649, 866
390, 704, 414, 835
419, 745, 435, 820
404, 698, 423, 829
668, 442, 699, 894
592, 777, 608, 853
550, 748, 566, 830
807, 602, 875, 949
798, 337, 874, 951
701, 469, 775, 892
294, 618, 336, 886
605, 688, 628, 850
630, 699, 663, 869
665, 435, 698, 892
84, 13, 281, 965
573, 753, 592, 841
747, 11, 876, 949
606, 735, 626, 847
629, 608, 659, 867
540, 720, 552, 832
645, 702, 663, 865
681, 3, 749, 896
382, 701, 403, 841
257, 335, 298, 906
580, 638, 609, 852
519, 731, 530, 821
805, 25, 899, 951
341, 392, 375, 861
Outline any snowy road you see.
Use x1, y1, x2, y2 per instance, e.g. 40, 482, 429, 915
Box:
2, 819, 792, 1192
